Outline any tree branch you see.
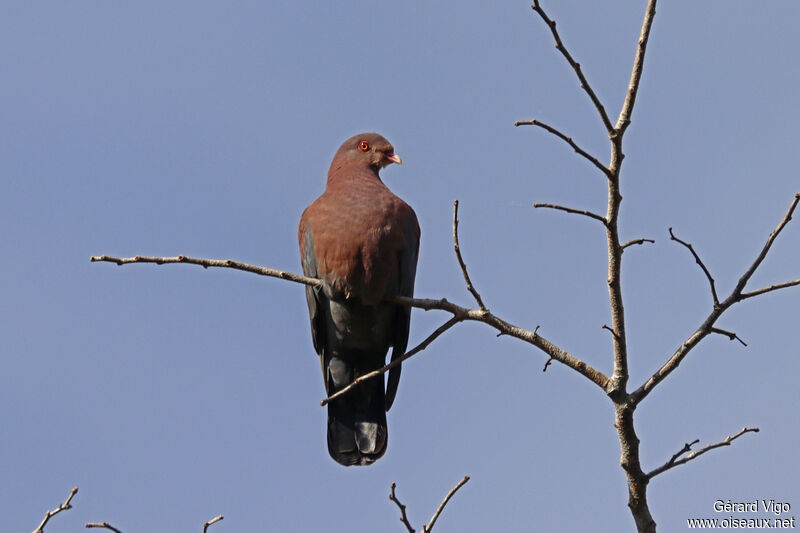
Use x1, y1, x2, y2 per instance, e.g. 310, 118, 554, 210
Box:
85, 523, 123, 533
710, 327, 747, 346
730, 193, 800, 298
90, 255, 322, 288
615, 0, 658, 135
321, 316, 461, 406
530, 1, 614, 134
668, 227, 720, 307
389, 482, 415, 533
514, 119, 610, 177
631, 193, 800, 406
621, 238, 655, 251
646, 427, 759, 480
203, 515, 224, 533
33, 487, 78, 533
423, 476, 470, 533
92, 257, 610, 392
740, 278, 800, 300
533, 203, 608, 225
452, 200, 486, 310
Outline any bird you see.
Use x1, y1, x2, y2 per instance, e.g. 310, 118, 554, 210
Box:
298, 133, 420, 466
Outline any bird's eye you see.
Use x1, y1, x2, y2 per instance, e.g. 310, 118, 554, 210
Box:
358, 140, 370, 152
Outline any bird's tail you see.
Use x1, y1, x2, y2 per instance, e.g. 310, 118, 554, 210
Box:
325, 354, 387, 466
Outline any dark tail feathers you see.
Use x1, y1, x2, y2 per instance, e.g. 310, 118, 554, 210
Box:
325, 355, 387, 466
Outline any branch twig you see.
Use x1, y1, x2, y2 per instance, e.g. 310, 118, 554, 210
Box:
710, 327, 747, 347
423, 476, 470, 533
621, 238, 655, 250
33, 487, 78, 533
321, 316, 461, 406
85, 524, 123, 533
534, 203, 607, 225
90, 255, 321, 288
647, 427, 759, 479
203, 515, 224, 533
389, 482, 415, 533
514, 119, 610, 176
530, 1, 614, 133
453, 200, 486, 310
668, 227, 719, 307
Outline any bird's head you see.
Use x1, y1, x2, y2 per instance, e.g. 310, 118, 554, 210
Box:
331, 132, 402, 173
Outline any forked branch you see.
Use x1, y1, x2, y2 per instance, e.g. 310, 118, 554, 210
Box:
390, 477, 470, 533
33, 487, 78, 533
632, 193, 800, 406
647, 427, 759, 479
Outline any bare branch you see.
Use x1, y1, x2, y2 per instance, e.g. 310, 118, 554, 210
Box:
93, 258, 609, 392
710, 327, 747, 347
453, 200, 486, 310
530, 1, 614, 134
621, 238, 655, 250
615, 0, 658, 135
514, 119, 610, 176
203, 515, 224, 533
740, 278, 800, 300
33, 487, 78, 533
668, 227, 719, 307
730, 193, 800, 298
85, 523, 123, 533
389, 482, 415, 533
423, 476, 470, 533
90, 255, 322, 289
632, 194, 800, 406
647, 427, 759, 479
534, 203, 608, 225
321, 316, 461, 406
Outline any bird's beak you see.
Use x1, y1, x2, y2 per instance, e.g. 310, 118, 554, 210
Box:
385, 153, 402, 165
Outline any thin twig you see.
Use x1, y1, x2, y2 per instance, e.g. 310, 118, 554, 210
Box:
740, 278, 800, 300
710, 327, 747, 346
602, 324, 619, 339
621, 238, 655, 250
203, 515, 224, 533
389, 482, 415, 533
731, 193, 800, 298
534, 203, 607, 225
90, 255, 322, 289
33, 487, 78, 533
423, 476, 470, 533
453, 200, 486, 310
530, 1, 614, 133
514, 119, 610, 177
321, 316, 461, 406
85, 524, 123, 533
647, 427, 759, 479
668, 227, 719, 307
542, 357, 553, 372
615, 0, 658, 135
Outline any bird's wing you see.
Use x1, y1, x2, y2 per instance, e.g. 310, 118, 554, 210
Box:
385, 207, 420, 411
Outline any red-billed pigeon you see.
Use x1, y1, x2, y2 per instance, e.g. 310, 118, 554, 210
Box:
298, 133, 420, 466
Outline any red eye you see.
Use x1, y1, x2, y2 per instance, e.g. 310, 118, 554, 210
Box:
358, 140, 370, 151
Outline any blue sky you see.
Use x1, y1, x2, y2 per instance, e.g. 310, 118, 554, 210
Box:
2, 1, 798, 531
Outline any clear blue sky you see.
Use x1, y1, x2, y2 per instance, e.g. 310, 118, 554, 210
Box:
2, 1, 798, 531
